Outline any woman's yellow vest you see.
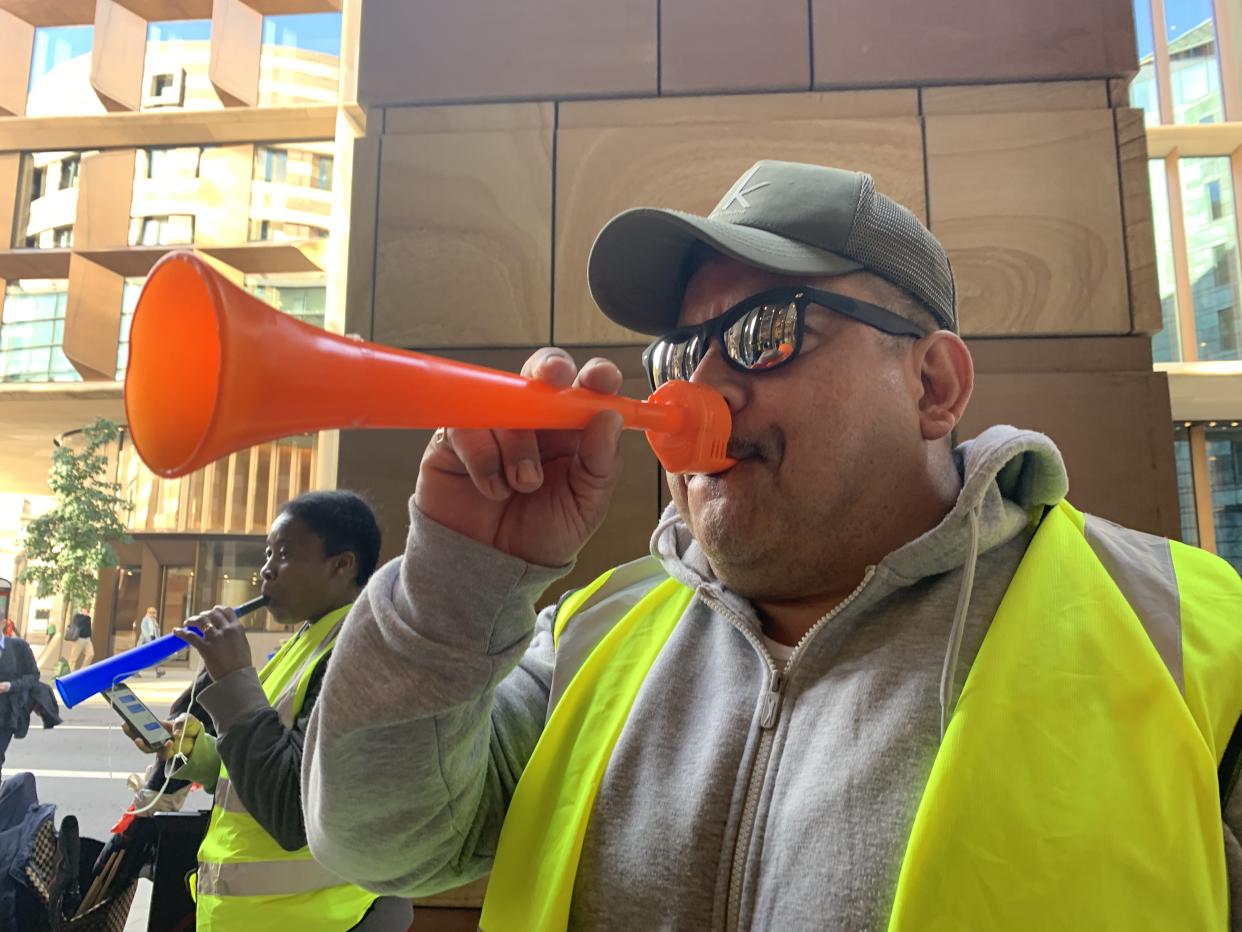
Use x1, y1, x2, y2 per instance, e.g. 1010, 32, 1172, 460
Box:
194, 604, 377, 931
481, 501, 1242, 931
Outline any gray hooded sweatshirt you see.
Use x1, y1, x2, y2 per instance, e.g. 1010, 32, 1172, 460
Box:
302, 425, 1242, 930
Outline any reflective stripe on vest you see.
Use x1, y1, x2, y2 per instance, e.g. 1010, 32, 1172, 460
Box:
548, 557, 668, 713
197, 855, 351, 898
211, 777, 246, 814
195, 604, 376, 931
1083, 512, 1183, 691
480, 573, 694, 932
482, 501, 1242, 931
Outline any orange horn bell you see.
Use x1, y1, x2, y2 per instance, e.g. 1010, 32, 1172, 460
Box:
124, 251, 734, 479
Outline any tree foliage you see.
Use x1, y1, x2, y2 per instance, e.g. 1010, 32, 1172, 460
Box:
18, 418, 132, 615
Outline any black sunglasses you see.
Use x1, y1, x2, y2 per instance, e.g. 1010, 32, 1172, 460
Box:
642, 286, 929, 391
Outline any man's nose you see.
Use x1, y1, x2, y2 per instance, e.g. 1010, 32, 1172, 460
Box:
260, 562, 276, 581
689, 344, 747, 416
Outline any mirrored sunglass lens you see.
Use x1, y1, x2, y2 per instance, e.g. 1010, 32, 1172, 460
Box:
676, 334, 704, 380
725, 300, 798, 370
649, 334, 705, 386
647, 343, 666, 386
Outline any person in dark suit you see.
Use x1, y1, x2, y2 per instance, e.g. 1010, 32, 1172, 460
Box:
0, 635, 40, 781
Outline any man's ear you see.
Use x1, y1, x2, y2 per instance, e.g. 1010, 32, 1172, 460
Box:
912, 332, 973, 442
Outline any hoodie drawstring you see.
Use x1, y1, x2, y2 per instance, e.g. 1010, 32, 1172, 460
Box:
939, 502, 982, 740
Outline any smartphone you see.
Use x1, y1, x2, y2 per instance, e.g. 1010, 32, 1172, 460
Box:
103, 684, 173, 753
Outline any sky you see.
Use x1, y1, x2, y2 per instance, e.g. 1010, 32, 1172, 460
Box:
1136, 0, 1218, 58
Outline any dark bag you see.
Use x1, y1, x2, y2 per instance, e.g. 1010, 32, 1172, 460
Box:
22, 813, 139, 932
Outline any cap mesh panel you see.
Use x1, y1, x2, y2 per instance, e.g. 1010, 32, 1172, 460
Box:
842, 175, 957, 330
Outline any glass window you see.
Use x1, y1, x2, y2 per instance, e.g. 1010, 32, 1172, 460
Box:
194, 540, 276, 632
160, 566, 195, 639
15, 151, 89, 249
1130, 0, 1161, 125
315, 155, 334, 191
247, 220, 329, 242
250, 142, 334, 242
261, 13, 342, 57
1149, 161, 1183, 361
59, 156, 80, 190
0, 280, 80, 383
1164, 0, 1224, 123
1180, 158, 1242, 360
254, 146, 333, 192
27, 26, 97, 117
147, 19, 211, 44
112, 566, 142, 653
259, 13, 341, 106
143, 147, 202, 181
1173, 424, 1200, 546
128, 214, 195, 246
0, 319, 54, 349
142, 20, 211, 111
257, 147, 288, 184
1205, 424, 1242, 573
116, 278, 143, 379
245, 274, 327, 329
1207, 179, 1223, 220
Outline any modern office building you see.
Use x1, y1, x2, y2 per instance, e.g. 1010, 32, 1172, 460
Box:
0, 0, 350, 660
1128, 0, 1242, 574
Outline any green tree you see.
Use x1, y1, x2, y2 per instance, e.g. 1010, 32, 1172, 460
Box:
18, 418, 132, 630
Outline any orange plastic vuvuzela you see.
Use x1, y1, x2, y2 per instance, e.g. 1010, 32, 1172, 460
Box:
124, 251, 734, 479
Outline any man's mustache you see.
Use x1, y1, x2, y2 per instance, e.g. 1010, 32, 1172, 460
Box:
725, 429, 783, 462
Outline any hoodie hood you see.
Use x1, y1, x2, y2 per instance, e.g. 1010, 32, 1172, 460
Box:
653, 424, 1068, 593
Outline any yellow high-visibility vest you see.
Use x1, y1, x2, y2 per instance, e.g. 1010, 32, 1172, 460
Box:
194, 604, 377, 931
481, 501, 1242, 931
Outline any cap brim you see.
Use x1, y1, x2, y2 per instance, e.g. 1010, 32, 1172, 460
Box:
587, 208, 864, 336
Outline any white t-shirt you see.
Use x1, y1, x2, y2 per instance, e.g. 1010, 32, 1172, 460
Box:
761, 633, 796, 665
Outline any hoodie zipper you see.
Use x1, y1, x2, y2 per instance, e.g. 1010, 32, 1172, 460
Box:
705, 566, 876, 932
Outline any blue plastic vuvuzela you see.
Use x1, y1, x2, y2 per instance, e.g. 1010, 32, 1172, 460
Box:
54, 596, 269, 708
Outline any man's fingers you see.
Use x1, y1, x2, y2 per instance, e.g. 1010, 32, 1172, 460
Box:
575, 409, 625, 484
573, 357, 624, 396
427, 349, 623, 498
533, 356, 625, 464
490, 349, 584, 475
445, 429, 512, 501
521, 347, 577, 386
495, 429, 543, 493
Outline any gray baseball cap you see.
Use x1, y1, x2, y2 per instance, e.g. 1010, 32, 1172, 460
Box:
587, 160, 957, 334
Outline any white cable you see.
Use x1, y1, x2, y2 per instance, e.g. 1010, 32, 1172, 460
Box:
127, 667, 203, 817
